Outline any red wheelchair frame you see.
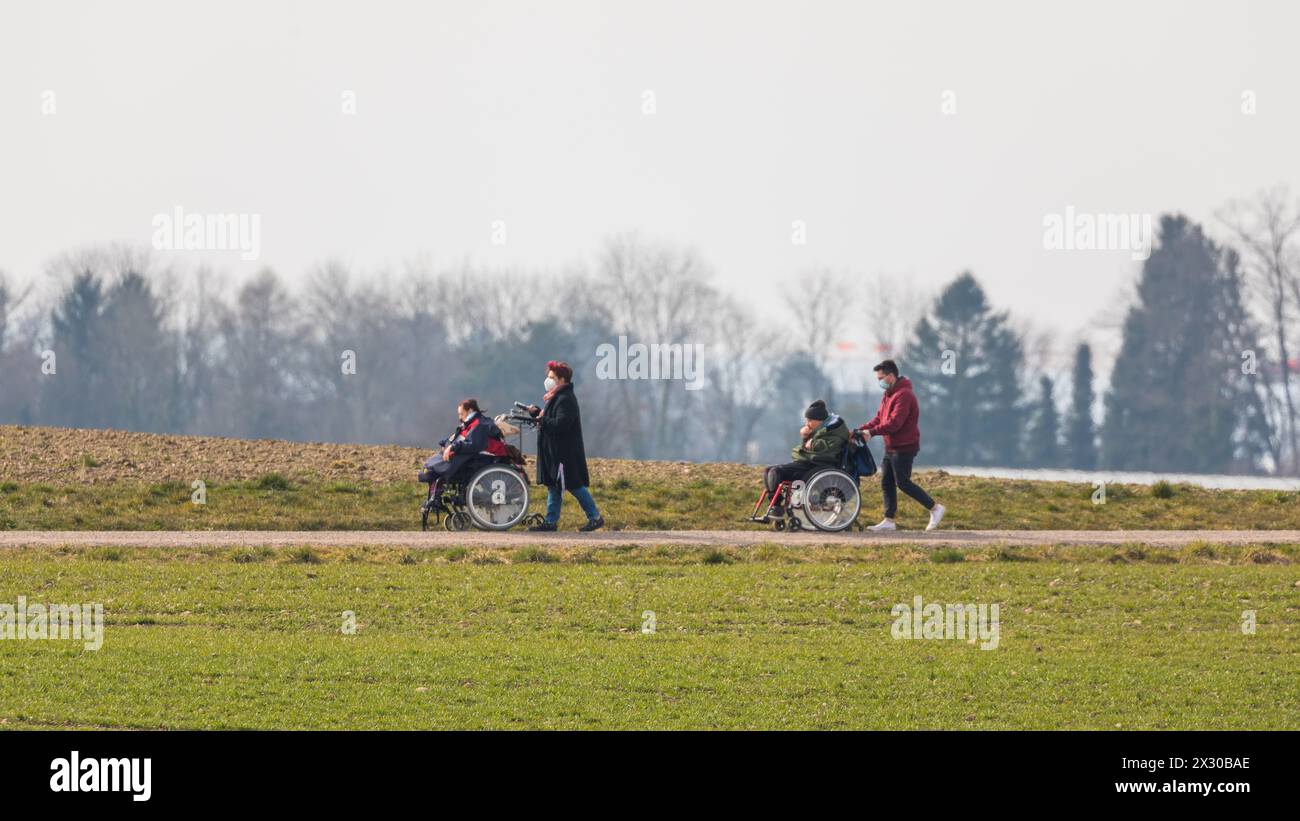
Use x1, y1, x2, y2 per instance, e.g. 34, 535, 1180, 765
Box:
748, 478, 805, 531
747, 459, 865, 533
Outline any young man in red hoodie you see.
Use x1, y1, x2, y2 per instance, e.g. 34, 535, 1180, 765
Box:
857, 359, 946, 531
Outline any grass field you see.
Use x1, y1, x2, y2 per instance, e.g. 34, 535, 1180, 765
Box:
1, 543, 1296, 730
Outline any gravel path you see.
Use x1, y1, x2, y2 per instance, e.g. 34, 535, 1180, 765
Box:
2, 529, 1298, 548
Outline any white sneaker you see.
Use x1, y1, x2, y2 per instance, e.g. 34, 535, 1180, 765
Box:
867, 518, 897, 532
926, 503, 946, 531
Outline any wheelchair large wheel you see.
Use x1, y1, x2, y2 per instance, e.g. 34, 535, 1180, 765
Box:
800, 469, 860, 532
464, 465, 530, 531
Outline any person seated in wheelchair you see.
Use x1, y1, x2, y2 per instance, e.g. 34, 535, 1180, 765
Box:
418, 398, 510, 483
761, 399, 851, 521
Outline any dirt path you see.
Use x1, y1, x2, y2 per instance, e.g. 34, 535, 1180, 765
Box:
1, 529, 1297, 548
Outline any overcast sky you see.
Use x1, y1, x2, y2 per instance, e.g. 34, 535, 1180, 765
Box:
3, 0, 1298, 372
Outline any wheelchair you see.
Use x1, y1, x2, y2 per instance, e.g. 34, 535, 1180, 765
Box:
420, 406, 546, 532
747, 438, 869, 533
421, 456, 545, 531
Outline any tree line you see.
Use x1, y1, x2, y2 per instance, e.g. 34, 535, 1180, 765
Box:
1, 191, 1298, 475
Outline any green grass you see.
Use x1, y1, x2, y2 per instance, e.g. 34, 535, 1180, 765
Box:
2, 472, 1300, 531
0, 543, 1295, 729
251, 472, 293, 491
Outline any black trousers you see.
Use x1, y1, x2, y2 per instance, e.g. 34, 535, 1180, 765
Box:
881, 450, 934, 518
764, 461, 816, 502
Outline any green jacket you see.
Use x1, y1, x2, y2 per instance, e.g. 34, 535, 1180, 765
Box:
792, 415, 851, 465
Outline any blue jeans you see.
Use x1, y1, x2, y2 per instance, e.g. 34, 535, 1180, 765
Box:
545, 485, 600, 524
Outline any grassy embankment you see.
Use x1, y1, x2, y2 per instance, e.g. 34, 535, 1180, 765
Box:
2, 425, 1298, 530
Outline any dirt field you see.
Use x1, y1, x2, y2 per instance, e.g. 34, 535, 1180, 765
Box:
0, 424, 758, 485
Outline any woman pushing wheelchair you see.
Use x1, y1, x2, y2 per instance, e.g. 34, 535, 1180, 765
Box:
417, 360, 604, 533
522, 360, 605, 533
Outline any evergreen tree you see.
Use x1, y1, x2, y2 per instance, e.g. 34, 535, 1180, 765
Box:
99, 272, 177, 432
45, 271, 108, 428
1027, 376, 1061, 466
1102, 215, 1258, 472
903, 272, 1026, 466
1065, 343, 1098, 470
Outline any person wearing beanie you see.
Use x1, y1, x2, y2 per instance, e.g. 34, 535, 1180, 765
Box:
759, 398, 851, 521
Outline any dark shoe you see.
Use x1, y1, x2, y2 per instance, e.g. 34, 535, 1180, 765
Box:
528, 521, 557, 532
578, 516, 605, 532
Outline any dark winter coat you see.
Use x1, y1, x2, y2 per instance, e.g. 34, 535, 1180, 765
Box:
421, 412, 508, 481
446, 413, 509, 459
535, 382, 591, 489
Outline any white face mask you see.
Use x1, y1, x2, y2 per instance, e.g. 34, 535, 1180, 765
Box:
544, 377, 558, 392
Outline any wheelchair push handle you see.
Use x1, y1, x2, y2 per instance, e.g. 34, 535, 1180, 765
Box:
503, 401, 540, 427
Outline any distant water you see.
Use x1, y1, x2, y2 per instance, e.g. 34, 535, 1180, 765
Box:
929, 466, 1300, 492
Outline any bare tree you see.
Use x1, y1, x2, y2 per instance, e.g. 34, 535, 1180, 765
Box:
172, 265, 227, 435
212, 269, 305, 439
0, 271, 38, 422
428, 262, 547, 343
0, 270, 34, 350
595, 233, 718, 458
1219, 188, 1300, 474
705, 301, 786, 461
863, 272, 925, 360
789, 266, 855, 361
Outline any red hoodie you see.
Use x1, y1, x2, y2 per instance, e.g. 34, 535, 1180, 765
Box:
859, 376, 921, 452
